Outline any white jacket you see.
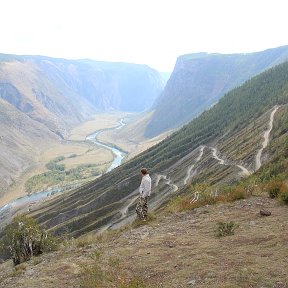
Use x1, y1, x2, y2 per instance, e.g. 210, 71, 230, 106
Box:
139, 174, 151, 198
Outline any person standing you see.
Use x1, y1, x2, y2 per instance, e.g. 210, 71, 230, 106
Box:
136, 168, 151, 221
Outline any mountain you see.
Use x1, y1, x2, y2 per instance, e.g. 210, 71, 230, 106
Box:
0, 54, 164, 135
0, 54, 164, 195
29, 61, 288, 237
145, 46, 288, 137
160, 72, 171, 85
0, 100, 58, 198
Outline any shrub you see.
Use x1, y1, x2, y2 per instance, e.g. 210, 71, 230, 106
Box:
215, 221, 238, 237
0, 215, 58, 265
80, 255, 146, 288
280, 191, 288, 204
46, 162, 65, 171
11, 262, 27, 277
45, 156, 66, 171
52, 156, 65, 162
226, 187, 247, 202
267, 180, 284, 198
68, 154, 77, 158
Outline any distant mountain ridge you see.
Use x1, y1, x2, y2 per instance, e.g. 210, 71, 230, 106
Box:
145, 46, 288, 137
0, 54, 164, 135
0, 54, 164, 195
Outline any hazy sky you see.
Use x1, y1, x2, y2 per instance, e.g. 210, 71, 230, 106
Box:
1, 0, 287, 71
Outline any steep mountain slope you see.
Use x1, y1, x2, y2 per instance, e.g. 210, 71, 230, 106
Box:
0, 54, 163, 196
29, 61, 288, 237
0, 54, 164, 135
0, 100, 58, 197
145, 46, 288, 137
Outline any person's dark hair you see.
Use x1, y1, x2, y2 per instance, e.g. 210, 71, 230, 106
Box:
141, 168, 148, 175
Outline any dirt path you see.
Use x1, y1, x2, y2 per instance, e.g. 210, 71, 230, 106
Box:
155, 174, 178, 192
184, 146, 204, 185
155, 174, 166, 187
98, 192, 139, 233
120, 195, 139, 216
255, 106, 279, 170
236, 164, 251, 176
211, 146, 251, 177
211, 147, 225, 165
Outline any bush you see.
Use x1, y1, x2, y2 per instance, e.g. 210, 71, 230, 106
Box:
0, 215, 58, 265
215, 221, 238, 237
68, 154, 77, 158
46, 156, 66, 171
52, 156, 65, 162
267, 180, 284, 198
46, 162, 65, 171
280, 191, 288, 204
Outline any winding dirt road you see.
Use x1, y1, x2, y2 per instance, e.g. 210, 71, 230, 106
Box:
211, 147, 225, 165
211, 146, 251, 177
155, 174, 178, 192
120, 195, 139, 217
184, 146, 204, 185
255, 106, 279, 170
100, 107, 280, 233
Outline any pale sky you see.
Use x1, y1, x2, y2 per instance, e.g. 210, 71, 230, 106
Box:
1, 0, 287, 71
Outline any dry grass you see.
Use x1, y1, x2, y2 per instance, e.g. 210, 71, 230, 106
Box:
164, 186, 251, 214
131, 213, 157, 228
107, 196, 288, 288
266, 180, 288, 199
80, 254, 147, 288
0, 163, 47, 206
42, 142, 113, 170
1, 196, 287, 287
76, 226, 129, 247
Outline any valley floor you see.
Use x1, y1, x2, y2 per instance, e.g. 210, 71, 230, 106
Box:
1, 112, 159, 207
1, 196, 287, 288
0, 113, 123, 207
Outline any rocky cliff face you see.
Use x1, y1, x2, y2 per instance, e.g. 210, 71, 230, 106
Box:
145, 46, 288, 137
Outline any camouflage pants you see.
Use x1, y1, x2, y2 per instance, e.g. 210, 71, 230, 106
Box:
136, 196, 148, 220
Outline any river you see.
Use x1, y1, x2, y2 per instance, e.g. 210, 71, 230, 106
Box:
85, 119, 126, 172
0, 119, 127, 217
